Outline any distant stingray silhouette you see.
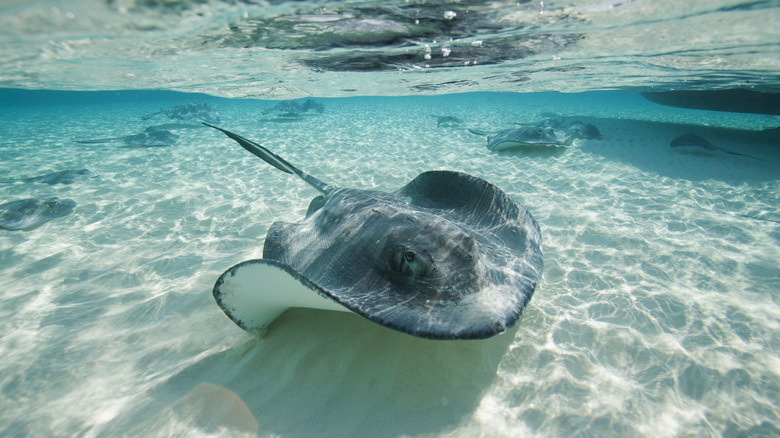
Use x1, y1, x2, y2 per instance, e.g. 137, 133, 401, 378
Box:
203, 123, 544, 340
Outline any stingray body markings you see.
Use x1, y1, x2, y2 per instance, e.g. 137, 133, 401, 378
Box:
76, 127, 179, 147
142, 102, 220, 124
204, 123, 543, 340
670, 133, 762, 161
0, 198, 76, 231
0, 169, 93, 185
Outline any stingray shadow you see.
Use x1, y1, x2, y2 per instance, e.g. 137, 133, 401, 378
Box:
574, 116, 779, 183
493, 144, 569, 159
105, 309, 517, 436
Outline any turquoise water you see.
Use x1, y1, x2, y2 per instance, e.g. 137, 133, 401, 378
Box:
1, 0, 780, 436
1, 90, 778, 436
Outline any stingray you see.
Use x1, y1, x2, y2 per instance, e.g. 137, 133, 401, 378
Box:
431, 115, 463, 127
263, 98, 325, 116
203, 123, 543, 340
469, 126, 574, 152
566, 121, 602, 140
268, 112, 305, 123
0, 169, 93, 185
0, 198, 76, 231
142, 102, 220, 124
670, 133, 762, 161
76, 126, 179, 147
532, 117, 602, 140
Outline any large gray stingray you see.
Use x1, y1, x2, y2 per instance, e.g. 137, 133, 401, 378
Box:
204, 123, 543, 340
469, 126, 573, 152
76, 126, 179, 147
0, 198, 76, 231
0, 169, 93, 185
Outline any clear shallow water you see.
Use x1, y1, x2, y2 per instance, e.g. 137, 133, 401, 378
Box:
1, 0, 779, 97
1, 0, 780, 436
0, 90, 778, 436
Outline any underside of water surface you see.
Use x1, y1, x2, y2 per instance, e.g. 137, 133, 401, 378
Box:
1, 0, 779, 97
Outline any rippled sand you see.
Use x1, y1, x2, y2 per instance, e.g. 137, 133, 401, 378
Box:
0, 92, 778, 437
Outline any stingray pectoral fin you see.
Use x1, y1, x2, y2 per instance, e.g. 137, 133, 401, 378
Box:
213, 259, 349, 335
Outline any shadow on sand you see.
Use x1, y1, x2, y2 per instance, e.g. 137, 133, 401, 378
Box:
575, 117, 779, 183
104, 308, 517, 436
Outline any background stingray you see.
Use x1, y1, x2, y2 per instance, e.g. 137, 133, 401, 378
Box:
670, 133, 762, 161
204, 123, 543, 340
0, 198, 76, 231
142, 102, 220, 124
431, 115, 463, 127
469, 126, 574, 152
262, 98, 325, 116
76, 126, 179, 147
0, 169, 93, 185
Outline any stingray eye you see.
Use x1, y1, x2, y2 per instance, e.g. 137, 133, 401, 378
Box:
404, 250, 415, 262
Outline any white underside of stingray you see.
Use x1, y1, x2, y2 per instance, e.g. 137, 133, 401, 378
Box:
214, 260, 348, 336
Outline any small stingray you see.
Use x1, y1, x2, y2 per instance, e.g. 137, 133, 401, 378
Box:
566, 121, 602, 140
670, 133, 762, 161
534, 117, 602, 140
431, 115, 463, 127
469, 126, 573, 152
0, 169, 93, 185
142, 102, 220, 124
263, 98, 325, 116
203, 123, 543, 340
0, 198, 76, 231
76, 126, 179, 147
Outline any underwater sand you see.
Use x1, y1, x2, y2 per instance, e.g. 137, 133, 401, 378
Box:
0, 91, 778, 437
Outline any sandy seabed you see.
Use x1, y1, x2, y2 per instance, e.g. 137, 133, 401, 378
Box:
0, 92, 778, 437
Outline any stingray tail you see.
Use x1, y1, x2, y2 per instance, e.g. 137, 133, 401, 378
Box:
74, 137, 122, 144
141, 110, 163, 121
717, 147, 763, 161
203, 123, 332, 194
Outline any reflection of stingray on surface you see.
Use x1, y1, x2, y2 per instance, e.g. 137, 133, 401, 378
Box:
76, 126, 179, 147
0, 169, 93, 185
0, 198, 76, 231
204, 123, 543, 340
642, 89, 780, 115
